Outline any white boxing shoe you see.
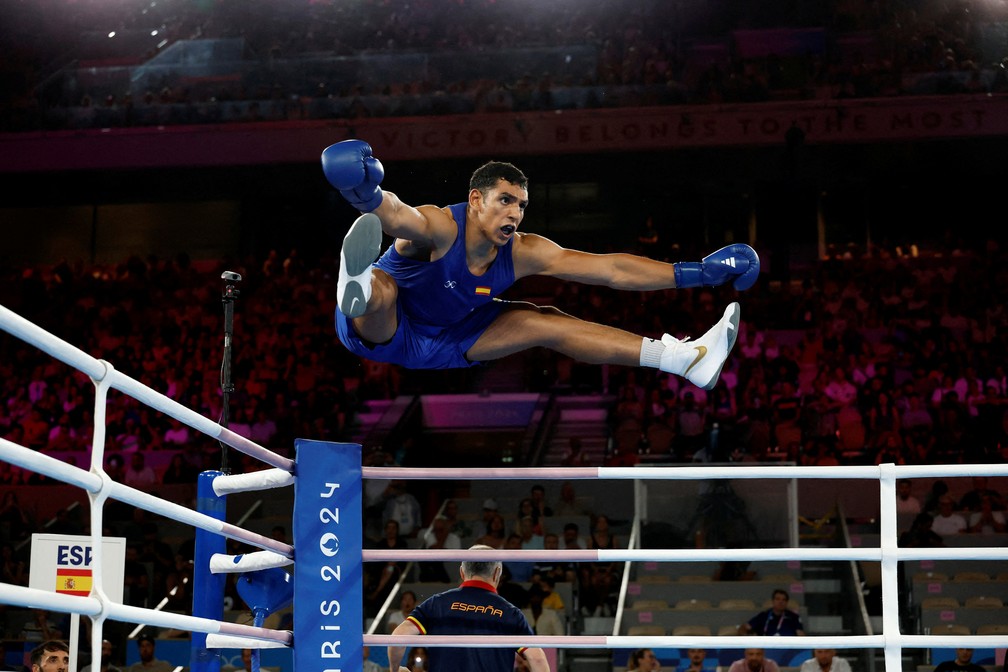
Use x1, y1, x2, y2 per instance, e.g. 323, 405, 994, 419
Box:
659, 302, 740, 390
337, 213, 382, 318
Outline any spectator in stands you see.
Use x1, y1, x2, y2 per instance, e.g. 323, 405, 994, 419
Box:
442, 499, 472, 539
1, 542, 27, 585
365, 520, 408, 617
923, 480, 951, 515
22, 408, 50, 450
521, 584, 564, 635
503, 533, 534, 582
386, 590, 416, 634
674, 391, 707, 460
681, 649, 708, 672
798, 650, 851, 672
931, 496, 968, 537
105, 454, 126, 483
125, 634, 173, 672
481, 498, 499, 528
140, 523, 175, 597
161, 452, 197, 485
47, 413, 78, 451
562, 522, 586, 549
627, 649, 661, 672
124, 452, 157, 490
221, 647, 277, 672
0, 491, 31, 541
554, 481, 588, 517
249, 408, 278, 445
579, 515, 619, 617
898, 513, 944, 547
958, 476, 1005, 511
475, 512, 507, 549
163, 418, 190, 446
934, 649, 985, 672
418, 515, 461, 582
900, 394, 934, 436
895, 479, 922, 514
82, 639, 122, 672
537, 575, 566, 611
30, 640, 69, 672
406, 646, 429, 672
873, 431, 906, 466
518, 516, 545, 550
562, 438, 591, 467
514, 498, 543, 537
533, 533, 573, 584
529, 484, 554, 519
362, 646, 381, 672
362, 449, 395, 539
737, 589, 806, 636
966, 495, 1006, 534
21, 610, 63, 642
123, 544, 150, 607
382, 481, 423, 538
588, 514, 617, 550
728, 649, 779, 672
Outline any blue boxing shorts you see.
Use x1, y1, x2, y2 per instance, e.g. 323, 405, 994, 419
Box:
335, 299, 508, 370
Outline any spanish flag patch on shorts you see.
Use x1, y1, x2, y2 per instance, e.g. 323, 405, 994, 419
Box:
474, 286, 491, 296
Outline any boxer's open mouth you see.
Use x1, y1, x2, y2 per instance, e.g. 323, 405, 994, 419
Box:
501, 225, 515, 235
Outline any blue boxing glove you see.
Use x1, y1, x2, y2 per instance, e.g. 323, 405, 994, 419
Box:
674, 244, 760, 291
321, 139, 385, 212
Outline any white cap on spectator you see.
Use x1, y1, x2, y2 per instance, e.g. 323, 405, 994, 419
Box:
482, 498, 498, 511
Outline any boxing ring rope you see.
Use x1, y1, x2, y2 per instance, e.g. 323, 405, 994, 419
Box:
4, 299, 1008, 672
0, 303, 296, 670
357, 461, 1008, 670
0, 436, 293, 559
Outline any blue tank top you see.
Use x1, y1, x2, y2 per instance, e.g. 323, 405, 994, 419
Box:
374, 202, 516, 328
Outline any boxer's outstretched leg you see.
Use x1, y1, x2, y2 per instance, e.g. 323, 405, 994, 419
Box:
338, 213, 382, 318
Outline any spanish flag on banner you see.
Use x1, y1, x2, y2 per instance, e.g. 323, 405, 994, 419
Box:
55, 568, 92, 597
474, 286, 491, 296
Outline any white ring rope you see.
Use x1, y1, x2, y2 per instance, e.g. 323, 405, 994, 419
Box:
357, 460, 1008, 660
210, 551, 293, 574
0, 304, 294, 473
0, 302, 298, 661
213, 468, 296, 496
363, 546, 1008, 562
360, 633, 1008, 650
4, 584, 291, 645
205, 635, 290, 650
363, 634, 883, 649
0, 434, 293, 558
363, 463, 1007, 480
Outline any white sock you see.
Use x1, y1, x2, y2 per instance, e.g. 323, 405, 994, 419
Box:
639, 337, 666, 368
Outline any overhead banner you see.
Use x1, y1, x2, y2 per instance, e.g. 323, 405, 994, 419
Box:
3, 94, 1007, 171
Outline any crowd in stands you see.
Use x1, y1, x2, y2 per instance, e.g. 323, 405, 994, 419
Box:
2, 0, 1008, 132
0, 229, 1006, 479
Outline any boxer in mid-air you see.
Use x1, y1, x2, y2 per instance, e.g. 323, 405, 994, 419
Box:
321, 139, 759, 390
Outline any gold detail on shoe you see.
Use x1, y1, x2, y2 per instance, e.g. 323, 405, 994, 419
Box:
683, 346, 707, 376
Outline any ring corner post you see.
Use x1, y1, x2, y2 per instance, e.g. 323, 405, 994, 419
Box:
293, 439, 363, 672
191, 470, 227, 672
